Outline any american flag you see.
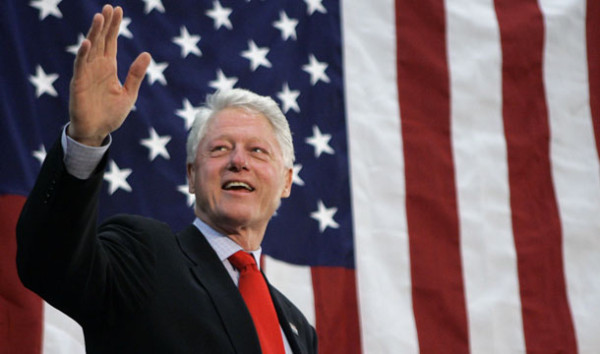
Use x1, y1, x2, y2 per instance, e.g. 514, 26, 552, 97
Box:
2, 0, 600, 353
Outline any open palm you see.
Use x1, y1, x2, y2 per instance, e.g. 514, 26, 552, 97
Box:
68, 5, 150, 146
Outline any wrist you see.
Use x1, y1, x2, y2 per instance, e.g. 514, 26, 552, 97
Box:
66, 123, 108, 147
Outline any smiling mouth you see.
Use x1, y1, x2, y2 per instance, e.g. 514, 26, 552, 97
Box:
223, 181, 255, 192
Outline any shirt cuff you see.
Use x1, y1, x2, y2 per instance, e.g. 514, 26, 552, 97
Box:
61, 125, 111, 179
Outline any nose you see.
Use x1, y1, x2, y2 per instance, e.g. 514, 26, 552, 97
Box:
228, 147, 248, 171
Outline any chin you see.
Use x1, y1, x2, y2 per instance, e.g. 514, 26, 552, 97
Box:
215, 210, 258, 227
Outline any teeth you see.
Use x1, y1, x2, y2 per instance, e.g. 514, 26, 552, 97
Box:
224, 181, 254, 191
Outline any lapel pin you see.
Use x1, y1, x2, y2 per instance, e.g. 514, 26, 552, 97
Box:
289, 322, 299, 335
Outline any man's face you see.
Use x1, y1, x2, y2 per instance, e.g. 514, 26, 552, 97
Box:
187, 107, 293, 234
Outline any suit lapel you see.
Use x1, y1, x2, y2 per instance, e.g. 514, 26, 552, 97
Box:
176, 225, 261, 354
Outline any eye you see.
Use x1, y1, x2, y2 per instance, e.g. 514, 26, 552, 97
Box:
251, 145, 272, 157
249, 146, 272, 162
209, 144, 230, 156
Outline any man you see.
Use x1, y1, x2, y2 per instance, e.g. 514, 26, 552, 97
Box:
16, 4, 317, 354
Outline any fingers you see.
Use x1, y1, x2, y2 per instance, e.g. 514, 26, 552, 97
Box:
96, 5, 114, 56
105, 6, 123, 58
73, 39, 91, 76
123, 52, 152, 99
90, 5, 112, 58
84, 12, 103, 57
86, 5, 119, 61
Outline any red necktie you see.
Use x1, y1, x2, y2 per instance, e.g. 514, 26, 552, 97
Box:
228, 251, 285, 354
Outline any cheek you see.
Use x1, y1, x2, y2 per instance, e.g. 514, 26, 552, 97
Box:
195, 166, 224, 196
263, 171, 289, 200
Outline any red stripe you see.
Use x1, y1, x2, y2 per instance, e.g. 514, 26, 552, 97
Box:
311, 267, 361, 354
588, 0, 600, 160
394, 1, 469, 352
494, 1, 578, 352
0, 195, 43, 354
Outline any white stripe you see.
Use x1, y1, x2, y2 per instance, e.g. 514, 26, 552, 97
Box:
445, 1, 526, 352
539, 1, 600, 352
263, 255, 316, 326
43, 302, 85, 354
342, 1, 419, 353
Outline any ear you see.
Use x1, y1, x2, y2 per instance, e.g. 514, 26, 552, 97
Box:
280, 167, 293, 198
186, 163, 195, 193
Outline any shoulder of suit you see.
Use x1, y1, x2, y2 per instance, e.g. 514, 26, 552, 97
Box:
101, 213, 169, 227
98, 214, 175, 241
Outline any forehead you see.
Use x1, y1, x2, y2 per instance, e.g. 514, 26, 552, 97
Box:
204, 107, 276, 139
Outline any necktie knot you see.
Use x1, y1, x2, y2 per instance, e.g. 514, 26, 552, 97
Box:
228, 250, 257, 272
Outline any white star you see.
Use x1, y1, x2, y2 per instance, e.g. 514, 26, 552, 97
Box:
29, 65, 59, 98
311, 200, 339, 233
178, 183, 195, 207
146, 58, 168, 85
273, 11, 298, 41
66, 33, 85, 55
206, 1, 233, 30
142, 0, 165, 14
104, 160, 132, 195
241, 40, 271, 71
176, 98, 201, 130
292, 164, 305, 186
172, 26, 201, 58
304, 0, 327, 15
302, 54, 330, 85
119, 17, 133, 38
30, 0, 62, 20
140, 128, 171, 161
32, 144, 47, 165
305, 125, 334, 158
277, 82, 300, 114
209, 69, 238, 91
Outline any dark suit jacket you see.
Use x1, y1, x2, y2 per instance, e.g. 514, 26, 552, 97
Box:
16, 140, 317, 353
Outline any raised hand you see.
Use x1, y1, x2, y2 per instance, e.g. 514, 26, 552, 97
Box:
68, 5, 151, 146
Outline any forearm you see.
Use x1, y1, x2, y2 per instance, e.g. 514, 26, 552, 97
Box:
16, 139, 158, 322
16, 138, 107, 305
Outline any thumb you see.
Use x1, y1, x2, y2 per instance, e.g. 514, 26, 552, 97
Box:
124, 52, 151, 98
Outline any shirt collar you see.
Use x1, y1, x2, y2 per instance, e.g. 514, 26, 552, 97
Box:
192, 218, 262, 267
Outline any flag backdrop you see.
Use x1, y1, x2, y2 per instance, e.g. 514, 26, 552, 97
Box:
1, 0, 600, 353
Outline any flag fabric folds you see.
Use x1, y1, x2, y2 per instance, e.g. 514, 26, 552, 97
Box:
1, 0, 600, 353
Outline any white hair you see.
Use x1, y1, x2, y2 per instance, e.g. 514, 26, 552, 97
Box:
185, 89, 295, 168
